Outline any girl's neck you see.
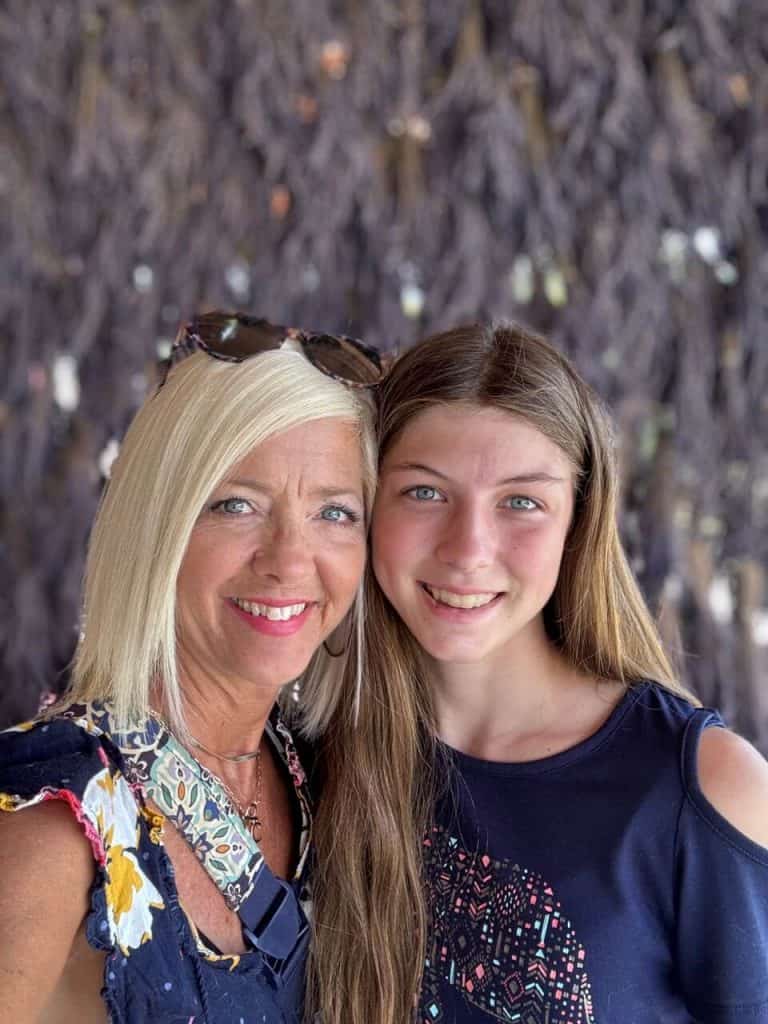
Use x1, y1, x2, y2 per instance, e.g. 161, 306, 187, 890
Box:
429, 626, 621, 763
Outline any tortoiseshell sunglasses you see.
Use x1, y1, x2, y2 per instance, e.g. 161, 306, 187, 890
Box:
159, 310, 384, 388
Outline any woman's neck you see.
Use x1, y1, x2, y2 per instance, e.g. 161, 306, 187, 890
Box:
154, 664, 281, 793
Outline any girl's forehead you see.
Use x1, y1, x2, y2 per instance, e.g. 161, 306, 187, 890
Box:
390, 404, 548, 450
384, 405, 576, 482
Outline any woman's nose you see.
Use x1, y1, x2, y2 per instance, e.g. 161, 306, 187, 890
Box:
253, 516, 312, 582
435, 505, 494, 572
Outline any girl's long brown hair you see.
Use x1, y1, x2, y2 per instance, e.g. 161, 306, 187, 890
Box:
309, 322, 698, 1024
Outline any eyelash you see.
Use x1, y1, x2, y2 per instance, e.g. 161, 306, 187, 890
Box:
403, 487, 541, 512
209, 497, 361, 524
319, 504, 361, 525
403, 485, 444, 502
210, 497, 254, 515
503, 496, 541, 511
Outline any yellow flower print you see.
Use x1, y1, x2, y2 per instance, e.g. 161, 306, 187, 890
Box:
140, 806, 165, 846
103, 825, 164, 951
104, 828, 143, 918
83, 767, 165, 955
97, 771, 117, 798
0, 792, 18, 812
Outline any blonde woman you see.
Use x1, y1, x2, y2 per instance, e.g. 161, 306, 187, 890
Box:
312, 322, 768, 1024
0, 313, 380, 1024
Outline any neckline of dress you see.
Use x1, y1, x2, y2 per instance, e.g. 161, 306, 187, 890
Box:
61, 701, 313, 914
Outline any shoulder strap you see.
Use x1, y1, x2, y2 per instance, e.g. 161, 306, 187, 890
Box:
680, 706, 725, 798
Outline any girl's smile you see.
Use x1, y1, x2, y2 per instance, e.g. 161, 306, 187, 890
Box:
372, 404, 575, 673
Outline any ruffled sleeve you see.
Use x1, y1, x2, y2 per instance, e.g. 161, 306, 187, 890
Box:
0, 716, 165, 960
0, 717, 111, 863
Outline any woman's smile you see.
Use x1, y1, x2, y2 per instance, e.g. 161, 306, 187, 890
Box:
176, 417, 366, 691
227, 596, 315, 635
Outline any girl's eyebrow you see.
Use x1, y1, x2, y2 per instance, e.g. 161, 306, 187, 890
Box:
385, 461, 448, 478
385, 462, 566, 485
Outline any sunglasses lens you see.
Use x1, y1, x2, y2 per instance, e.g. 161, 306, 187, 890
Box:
304, 335, 383, 384
193, 313, 287, 359
179, 313, 382, 386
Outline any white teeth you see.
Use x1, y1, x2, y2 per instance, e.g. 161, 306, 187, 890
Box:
425, 586, 497, 609
233, 598, 307, 620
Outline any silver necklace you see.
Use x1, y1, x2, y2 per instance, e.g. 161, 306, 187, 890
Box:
190, 734, 262, 764
189, 734, 264, 841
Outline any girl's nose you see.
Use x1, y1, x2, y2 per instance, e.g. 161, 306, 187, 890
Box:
435, 504, 494, 573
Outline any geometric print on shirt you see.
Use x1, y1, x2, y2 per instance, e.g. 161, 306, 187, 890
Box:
421, 825, 596, 1023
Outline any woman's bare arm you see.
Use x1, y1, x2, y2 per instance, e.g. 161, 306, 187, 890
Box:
0, 800, 95, 1022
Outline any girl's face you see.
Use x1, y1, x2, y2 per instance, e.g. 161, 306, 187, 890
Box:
372, 405, 576, 670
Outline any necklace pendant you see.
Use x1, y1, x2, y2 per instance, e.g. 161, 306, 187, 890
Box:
241, 802, 263, 841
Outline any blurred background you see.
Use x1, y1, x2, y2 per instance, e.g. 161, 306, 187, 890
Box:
1, 1, 767, 743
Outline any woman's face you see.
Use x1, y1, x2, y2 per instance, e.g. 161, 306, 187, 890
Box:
176, 417, 367, 694
372, 405, 575, 670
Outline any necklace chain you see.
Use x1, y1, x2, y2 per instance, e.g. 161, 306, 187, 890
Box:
215, 768, 264, 843
190, 734, 262, 763
148, 712, 266, 842
189, 734, 265, 842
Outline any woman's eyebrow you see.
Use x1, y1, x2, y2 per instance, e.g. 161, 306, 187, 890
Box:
221, 478, 272, 494
221, 479, 272, 495
386, 462, 566, 485
311, 487, 365, 503
218, 479, 362, 502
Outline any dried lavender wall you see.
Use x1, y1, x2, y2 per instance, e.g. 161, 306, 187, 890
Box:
2, 2, 766, 741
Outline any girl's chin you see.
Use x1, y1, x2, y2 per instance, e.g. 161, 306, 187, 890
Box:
410, 632, 495, 665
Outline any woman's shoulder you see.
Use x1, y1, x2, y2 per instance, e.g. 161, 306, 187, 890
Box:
0, 705, 114, 805
0, 704, 147, 870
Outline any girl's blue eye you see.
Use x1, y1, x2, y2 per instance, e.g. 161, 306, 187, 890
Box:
212, 497, 252, 515
320, 505, 360, 524
407, 486, 442, 501
505, 496, 538, 511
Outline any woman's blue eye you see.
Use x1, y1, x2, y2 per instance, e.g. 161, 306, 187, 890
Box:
212, 497, 252, 515
320, 505, 360, 524
407, 486, 442, 501
505, 496, 538, 511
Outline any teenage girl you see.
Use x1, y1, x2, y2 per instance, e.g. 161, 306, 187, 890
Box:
311, 322, 768, 1024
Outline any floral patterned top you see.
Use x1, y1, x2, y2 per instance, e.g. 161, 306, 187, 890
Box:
0, 702, 313, 1024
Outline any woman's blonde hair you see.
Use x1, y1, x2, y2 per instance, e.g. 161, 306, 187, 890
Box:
311, 321, 698, 1024
70, 349, 376, 738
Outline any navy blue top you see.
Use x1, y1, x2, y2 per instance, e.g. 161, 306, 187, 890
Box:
420, 682, 768, 1024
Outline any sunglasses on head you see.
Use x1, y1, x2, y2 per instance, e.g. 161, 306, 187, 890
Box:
159, 310, 384, 389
